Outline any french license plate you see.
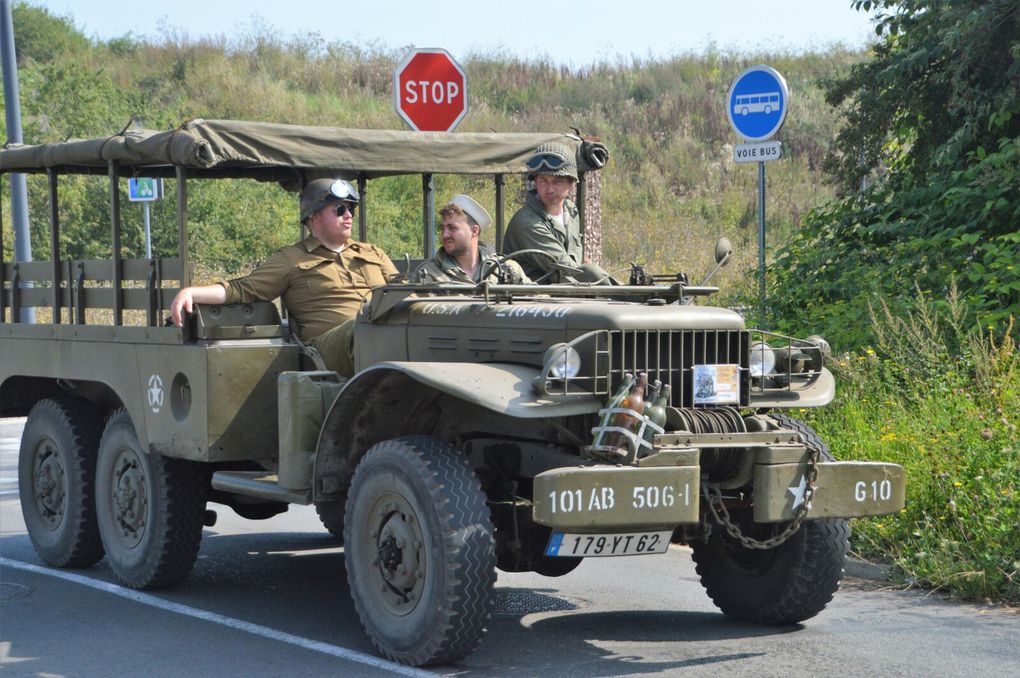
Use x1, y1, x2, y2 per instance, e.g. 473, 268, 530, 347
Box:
545, 530, 672, 558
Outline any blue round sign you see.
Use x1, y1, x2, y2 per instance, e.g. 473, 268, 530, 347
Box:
727, 65, 790, 141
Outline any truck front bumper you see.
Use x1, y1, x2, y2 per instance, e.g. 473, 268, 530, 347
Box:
533, 433, 905, 532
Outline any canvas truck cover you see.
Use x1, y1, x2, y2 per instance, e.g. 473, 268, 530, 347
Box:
0, 119, 609, 181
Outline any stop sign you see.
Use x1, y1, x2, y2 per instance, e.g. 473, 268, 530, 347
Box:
393, 48, 468, 132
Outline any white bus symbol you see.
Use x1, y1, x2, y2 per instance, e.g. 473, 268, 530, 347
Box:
733, 91, 780, 115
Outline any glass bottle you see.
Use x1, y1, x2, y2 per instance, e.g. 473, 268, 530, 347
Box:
597, 373, 634, 445
642, 383, 671, 448
606, 372, 648, 454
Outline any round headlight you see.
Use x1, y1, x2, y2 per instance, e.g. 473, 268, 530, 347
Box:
544, 343, 582, 379
749, 341, 776, 378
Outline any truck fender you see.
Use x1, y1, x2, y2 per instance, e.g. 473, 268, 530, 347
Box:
311, 362, 601, 503
351, 362, 601, 419
748, 367, 836, 409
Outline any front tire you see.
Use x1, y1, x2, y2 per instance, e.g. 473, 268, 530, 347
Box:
690, 415, 850, 624
344, 436, 495, 666
94, 410, 206, 589
18, 398, 105, 568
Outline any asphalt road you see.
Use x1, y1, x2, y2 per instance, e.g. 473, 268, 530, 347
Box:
2, 417, 1017, 677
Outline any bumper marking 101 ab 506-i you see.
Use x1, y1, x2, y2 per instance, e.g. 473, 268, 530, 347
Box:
533, 432, 906, 533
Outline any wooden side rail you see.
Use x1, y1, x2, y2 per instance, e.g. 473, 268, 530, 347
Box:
1, 257, 185, 326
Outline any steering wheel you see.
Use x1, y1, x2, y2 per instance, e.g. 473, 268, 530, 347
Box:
483, 249, 585, 284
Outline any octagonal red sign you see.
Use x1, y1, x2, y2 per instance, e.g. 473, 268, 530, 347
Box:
393, 48, 468, 132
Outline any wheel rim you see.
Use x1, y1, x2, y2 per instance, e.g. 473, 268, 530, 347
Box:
31, 437, 66, 530
364, 491, 425, 617
107, 446, 148, 548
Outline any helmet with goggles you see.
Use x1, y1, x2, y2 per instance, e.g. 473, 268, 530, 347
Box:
525, 142, 578, 181
300, 178, 360, 224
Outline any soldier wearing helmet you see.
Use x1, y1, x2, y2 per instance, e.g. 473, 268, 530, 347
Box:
170, 178, 397, 375
502, 143, 612, 284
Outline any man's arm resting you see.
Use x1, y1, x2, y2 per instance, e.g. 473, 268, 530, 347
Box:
170, 284, 228, 327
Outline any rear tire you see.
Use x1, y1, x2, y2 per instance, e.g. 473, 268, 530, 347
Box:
691, 415, 850, 624
18, 398, 105, 568
315, 500, 344, 542
94, 410, 206, 589
344, 436, 495, 666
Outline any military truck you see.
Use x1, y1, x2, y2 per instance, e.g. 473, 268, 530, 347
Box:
1, 119, 905, 667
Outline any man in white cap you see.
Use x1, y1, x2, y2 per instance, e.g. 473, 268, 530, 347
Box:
416, 195, 530, 284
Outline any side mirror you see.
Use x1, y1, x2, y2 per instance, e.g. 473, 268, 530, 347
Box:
701, 237, 734, 286
715, 237, 733, 266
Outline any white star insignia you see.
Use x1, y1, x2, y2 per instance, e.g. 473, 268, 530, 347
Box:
788, 474, 808, 510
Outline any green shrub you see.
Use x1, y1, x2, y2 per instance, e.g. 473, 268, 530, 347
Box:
804, 288, 1019, 602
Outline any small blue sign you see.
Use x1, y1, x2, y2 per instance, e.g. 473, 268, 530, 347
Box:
128, 177, 163, 202
727, 65, 790, 141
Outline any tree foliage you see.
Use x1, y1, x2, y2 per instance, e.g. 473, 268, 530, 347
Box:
771, 0, 1020, 350
3, 2, 866, 287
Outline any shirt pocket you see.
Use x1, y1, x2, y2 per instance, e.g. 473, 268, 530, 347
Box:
297, 258, 345, 295
349, 251, 390, 287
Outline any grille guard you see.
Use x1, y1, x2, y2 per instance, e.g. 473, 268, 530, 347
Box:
534, 328, 830, 409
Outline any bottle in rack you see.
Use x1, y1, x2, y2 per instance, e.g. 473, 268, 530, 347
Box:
605, 372, 648, 455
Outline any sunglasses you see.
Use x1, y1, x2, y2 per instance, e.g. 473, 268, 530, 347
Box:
526, 153, 569, 171
334, 202, 357, 217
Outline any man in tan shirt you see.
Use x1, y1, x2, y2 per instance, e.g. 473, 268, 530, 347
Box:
170, 178, 397, 375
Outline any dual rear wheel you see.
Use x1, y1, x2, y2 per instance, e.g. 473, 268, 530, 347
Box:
19, 401, 205, 589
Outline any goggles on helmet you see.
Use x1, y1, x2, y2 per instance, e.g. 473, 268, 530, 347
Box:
525, 153, 569, 172
327, 180, 360, 203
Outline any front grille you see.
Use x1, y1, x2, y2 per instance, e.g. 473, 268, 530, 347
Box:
608, 330, 750, 408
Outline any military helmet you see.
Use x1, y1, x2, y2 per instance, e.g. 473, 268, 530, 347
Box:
300, 178, 360, 224
525, 142, 578, 181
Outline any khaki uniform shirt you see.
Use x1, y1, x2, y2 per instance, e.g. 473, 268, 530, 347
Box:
221, 236, 397, 342
502, 191, 584, 282
414, 243, 531, 284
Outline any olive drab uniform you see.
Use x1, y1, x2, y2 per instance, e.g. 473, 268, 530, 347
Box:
502, 191, 585, 283
414, 243, 531, 284
220, 236, 397, 375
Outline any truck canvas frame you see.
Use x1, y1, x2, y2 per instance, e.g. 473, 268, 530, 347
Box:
0, 119, 906, 667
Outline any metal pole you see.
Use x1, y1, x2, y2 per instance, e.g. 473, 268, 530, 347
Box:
494, 173, 504, 252
144, 202, 152, 259
1, 0, 34, 322
758, 160, 766, 320
422, 174, 435, 257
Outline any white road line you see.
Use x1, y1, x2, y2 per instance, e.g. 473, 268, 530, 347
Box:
0, 490, 20, 497
0, 557, 434, 677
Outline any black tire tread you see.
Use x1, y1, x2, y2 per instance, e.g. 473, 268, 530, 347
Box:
314, 500, 344, 541
345, 435, 495, 666
19, 397, 105, 568
98, 410, 206, 589
691, 415, 850, 624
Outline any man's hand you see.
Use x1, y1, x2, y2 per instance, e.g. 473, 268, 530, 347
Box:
170, 288, 195, 327
170, 284, 228, 327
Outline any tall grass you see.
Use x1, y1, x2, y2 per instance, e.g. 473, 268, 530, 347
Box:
803, 284, 1019, 602
7, 12, 866, 296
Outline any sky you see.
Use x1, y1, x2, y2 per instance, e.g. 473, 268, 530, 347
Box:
28, 0, 878, 66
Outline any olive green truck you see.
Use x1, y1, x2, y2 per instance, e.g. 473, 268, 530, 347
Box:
0, 120, 905, 667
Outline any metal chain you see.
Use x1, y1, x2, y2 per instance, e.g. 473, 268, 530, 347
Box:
702, 444, 821, 550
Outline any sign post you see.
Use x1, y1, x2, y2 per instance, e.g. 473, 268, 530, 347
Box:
727, 65, 789, 319
393, 48, 468, 255
128, 177, 163, 259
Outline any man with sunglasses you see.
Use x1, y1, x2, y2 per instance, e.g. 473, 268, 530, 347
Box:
170, 178, 397, 375
415, 194, 531, 284
502, 142, 613, 284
